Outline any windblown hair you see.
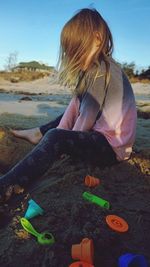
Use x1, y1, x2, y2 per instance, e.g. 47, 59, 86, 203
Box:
57, 8, 113, 94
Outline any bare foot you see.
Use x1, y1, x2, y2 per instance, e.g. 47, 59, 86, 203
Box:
10, 128, 43, 144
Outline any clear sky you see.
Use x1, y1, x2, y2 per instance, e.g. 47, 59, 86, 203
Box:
0, 0, 150, 71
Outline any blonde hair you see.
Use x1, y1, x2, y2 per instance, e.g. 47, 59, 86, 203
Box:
57, 8, 113, 94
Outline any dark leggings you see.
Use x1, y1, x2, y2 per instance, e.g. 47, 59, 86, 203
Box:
0, 115, 117, 191
39, 113, 64, 135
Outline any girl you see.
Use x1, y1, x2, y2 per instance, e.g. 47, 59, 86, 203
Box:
0, 8, 137, 201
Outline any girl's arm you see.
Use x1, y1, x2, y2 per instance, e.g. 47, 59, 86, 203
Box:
72, 93, 100, 131
57, 96, 80, 130
73, 73, 105, 131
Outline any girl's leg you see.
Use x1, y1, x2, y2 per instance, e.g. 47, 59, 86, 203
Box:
0, 128, 117, 193
10, 113, 64, 144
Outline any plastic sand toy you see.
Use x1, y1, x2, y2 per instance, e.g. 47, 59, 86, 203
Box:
84, 175, 100, 187
82, 192, 110, 209
69, 261, 94, 267
118, 253, 148, 267
72, 238, 94, 264
24, 199, 44, 219
106, 215, 129, 233
20, 217, 55, 245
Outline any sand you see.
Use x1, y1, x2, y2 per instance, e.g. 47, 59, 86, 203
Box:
0, 76, 70, 95
0, 77, 150, 267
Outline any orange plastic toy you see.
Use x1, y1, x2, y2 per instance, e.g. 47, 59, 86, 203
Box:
106, 215, 129, 233
69, 261, 94, 267
71, 238, 94, 264
84, 175, 100, 187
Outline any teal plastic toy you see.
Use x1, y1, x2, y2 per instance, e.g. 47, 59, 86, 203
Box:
24, 199, 44, 219
82, 192, 110, 209
20, 217, 55, 245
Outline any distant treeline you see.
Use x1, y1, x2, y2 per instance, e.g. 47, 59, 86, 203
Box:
119, 62, 150, 81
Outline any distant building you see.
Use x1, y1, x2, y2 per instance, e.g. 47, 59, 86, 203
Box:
13, 61, 55, 73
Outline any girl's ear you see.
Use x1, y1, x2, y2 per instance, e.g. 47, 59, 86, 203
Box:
94, 31, 101, 47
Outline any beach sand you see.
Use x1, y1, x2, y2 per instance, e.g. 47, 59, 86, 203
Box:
0, 77, 150, 267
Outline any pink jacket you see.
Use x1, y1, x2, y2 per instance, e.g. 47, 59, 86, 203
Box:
57, 58, 137, 161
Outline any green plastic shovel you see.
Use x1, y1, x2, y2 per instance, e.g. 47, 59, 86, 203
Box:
20, 217, 55, 245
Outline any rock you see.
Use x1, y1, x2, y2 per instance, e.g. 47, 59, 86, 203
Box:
137, 110, 150, 119
10, 77, 20, 83
19, 96, 32, 101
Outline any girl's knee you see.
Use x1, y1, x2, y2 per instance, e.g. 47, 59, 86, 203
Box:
44, 128, 66, 142
43, 128, 70, 155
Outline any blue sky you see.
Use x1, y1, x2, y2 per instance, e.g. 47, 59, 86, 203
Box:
0, 0, 150, 71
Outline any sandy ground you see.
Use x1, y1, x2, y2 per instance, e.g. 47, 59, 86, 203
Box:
0, 76, 70, 95
0, 77, 150, 267
0, 76, 150, 95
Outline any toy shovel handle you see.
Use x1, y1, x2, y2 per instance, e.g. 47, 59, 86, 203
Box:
20, 218, 39, 238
